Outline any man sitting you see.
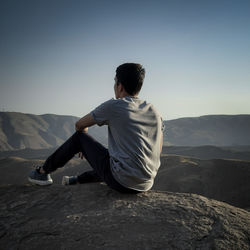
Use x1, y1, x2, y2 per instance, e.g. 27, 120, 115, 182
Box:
28, 63, 163, 193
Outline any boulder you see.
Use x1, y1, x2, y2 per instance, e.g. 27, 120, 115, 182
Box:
0, 183, 249, 250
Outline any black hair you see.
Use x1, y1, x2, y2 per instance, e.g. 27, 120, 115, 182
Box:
116, 63, 145, 95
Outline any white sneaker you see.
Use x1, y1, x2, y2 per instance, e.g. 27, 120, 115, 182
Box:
28, 166, 53, 186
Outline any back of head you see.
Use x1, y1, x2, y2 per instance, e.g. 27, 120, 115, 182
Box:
116, 63, 145, 95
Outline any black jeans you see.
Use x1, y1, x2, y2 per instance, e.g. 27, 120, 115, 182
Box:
43, 131, 139, 194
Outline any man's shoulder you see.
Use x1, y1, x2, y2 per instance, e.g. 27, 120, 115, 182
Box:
96, 98, 117, 107
97, 97, 161, 117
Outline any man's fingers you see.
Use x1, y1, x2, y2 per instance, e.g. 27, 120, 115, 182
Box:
78, 152, 84, 159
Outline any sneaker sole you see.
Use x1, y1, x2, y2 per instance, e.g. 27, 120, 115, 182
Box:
28, 177, 53, 186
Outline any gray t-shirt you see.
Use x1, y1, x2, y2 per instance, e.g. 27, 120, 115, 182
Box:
91, 97, 163, 191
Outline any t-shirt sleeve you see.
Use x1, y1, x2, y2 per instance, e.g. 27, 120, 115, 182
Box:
90, 98, 115, 126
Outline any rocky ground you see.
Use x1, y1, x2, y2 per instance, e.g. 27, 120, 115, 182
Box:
0, 183, 249, 250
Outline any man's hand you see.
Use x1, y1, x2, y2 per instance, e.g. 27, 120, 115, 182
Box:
75, 113, 96, 132
75, 114, 96, 159
75, 125, 88, 133
78, 152, 84, 159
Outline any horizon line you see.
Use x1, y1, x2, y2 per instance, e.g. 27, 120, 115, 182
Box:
1, 110, 250, 121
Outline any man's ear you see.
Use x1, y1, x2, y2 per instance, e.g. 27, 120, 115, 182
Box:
117, 83, 123, 92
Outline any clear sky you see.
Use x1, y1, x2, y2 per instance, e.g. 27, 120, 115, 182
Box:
0, 0, 250, 120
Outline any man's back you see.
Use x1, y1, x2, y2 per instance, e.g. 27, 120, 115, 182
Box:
91, 96, 163, 191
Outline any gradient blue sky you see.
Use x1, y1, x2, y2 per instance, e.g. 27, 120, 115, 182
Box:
0, 0, 249, 120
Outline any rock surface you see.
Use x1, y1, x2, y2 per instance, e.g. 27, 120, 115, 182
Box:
0, 184, 249, 250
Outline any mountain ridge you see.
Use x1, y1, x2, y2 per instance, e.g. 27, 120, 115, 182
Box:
1, 112, 250, 151
164, 114, 250, 146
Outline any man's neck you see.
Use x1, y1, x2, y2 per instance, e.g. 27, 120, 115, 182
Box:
119, 93, 138, 98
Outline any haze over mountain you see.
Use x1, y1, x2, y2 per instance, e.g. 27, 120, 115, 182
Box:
164, 115, 250, 146
1, 112, 250, 151
0, 112, 107, 151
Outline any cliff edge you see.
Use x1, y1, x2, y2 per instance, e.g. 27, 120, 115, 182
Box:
0, 183, 249, 250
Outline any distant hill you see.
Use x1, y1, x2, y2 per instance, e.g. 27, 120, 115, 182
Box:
162, 145, 250, 161
0, 112, 78, 151
164, 115, 250, 146
1, 112, 250, 151
153, 155, 250, 209
0, 112, 107, 151
1, 145, 250, 161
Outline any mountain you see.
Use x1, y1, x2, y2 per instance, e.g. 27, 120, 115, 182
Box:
162, 145, 250, 161
0, 112, 107, 151
1, 112, 250, 151
164, 114, 250, 146
0, 184, 249, 249
0, 112, 78, 151
153, 155, 250, 209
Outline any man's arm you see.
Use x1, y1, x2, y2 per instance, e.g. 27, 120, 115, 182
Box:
75, 113, 96, 132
